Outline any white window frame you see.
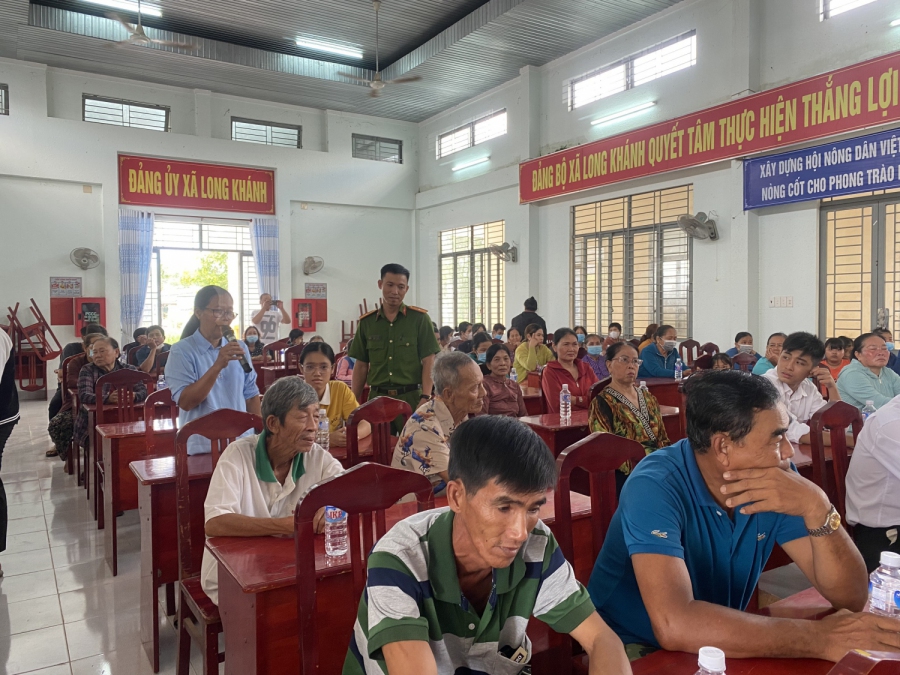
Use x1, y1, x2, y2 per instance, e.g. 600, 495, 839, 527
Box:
819, 0, 879, 20
352, 134, 403, 163
436, 110, 507, 159
231, 117, 302, 149
82, 94, 170, 132
0, 84, 8, 115
438, 221, 506, 329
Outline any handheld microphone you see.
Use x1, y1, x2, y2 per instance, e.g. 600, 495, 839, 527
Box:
221, 327, 253, 374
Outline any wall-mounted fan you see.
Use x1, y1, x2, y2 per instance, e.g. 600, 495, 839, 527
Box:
677, 212, 719, 241
302, 256, 325, 275
489, 242, 518, 263
70, 248, 100, 270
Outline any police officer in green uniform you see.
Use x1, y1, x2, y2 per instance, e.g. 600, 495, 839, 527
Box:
349, 264, 440, 432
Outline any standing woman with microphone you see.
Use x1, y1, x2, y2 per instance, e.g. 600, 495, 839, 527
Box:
166, 285, 261, 455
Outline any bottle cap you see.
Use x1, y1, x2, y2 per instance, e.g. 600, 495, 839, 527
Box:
880, 551, 900, 568
698, 646, 725, 672
866, 400, 875, 406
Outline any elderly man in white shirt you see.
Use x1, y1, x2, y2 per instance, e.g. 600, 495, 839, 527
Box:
846, 394, 900, 572
201, 376, 343, 605
762, 332, 840, 445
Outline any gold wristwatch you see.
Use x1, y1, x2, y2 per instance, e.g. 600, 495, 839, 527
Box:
807, 504, 841, 537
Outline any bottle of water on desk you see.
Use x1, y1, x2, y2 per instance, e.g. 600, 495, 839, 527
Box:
862, 400, 877, 422
316, 409, 330, 451
639, 381, 649, 394
868, 551, 900, 616
560, 384, 571, 422
674, 358, 684, 381
156, 374, 167, 390
324, 506, 349, 557
694, 646, 725, 675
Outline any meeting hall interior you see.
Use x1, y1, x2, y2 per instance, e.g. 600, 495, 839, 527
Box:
3, 0, 900, 673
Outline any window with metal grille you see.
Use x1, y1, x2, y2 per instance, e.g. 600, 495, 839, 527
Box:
352, 134, 403, 163
439, 221, 505, 329
436, 110, 507, 159
567, 31, 696, 110
572, 186, 693, 338
231, 117, 301, 148
83, 95, 169, 132
819, 0, 879, 20
0, 84, 8, 115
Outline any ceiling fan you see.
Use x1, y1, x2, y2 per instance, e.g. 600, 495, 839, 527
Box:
107, 0, 199, 50
339, 1, 422, 98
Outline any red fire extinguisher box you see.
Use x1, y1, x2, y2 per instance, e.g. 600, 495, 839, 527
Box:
75, 298, 106, 335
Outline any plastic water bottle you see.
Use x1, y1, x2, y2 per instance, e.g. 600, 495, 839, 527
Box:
639, 381, 649, 393
862, 400, 877, 422
324, 506, 349, 557
868, 551, 900, 616
156, 374, 167, 390
674, 358, 684, 381
560, 384, 572, 421
694, 646, 725, 675
316, 409, 330, 451
509, 369, 518, 382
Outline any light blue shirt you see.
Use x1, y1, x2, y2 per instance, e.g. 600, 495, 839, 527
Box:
166, 330, 260, 455
751, 357, 776, 375
836, 358, 900, 411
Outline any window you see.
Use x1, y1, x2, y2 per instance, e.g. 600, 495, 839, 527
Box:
141, 217, 258, 340
567, 32, 696, 110
83, 95, 169, 132
352, 134, 403, 163
231, 117, 301, 149
0, 84, 8, 115
436, 110, 507, 159
572, 186, 693, 338
819, 0, 879, 20
439, 221, 505, 329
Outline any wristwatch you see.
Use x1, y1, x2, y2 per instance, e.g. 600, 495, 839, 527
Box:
807, 504, 841, 537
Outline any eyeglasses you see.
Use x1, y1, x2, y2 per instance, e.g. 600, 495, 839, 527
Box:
301, 364, 331, 374
205, 308, 236, 319
612, 357, 642, 366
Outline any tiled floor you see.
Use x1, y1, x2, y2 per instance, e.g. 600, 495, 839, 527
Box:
0, 400, 209, 675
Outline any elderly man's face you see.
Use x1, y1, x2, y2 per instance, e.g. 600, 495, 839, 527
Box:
268, 402, 319, 454
716, 404, 793, 473
444, 361, 486, 415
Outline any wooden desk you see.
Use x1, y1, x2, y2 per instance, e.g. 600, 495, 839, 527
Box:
208, 492, 594, 675
259, 365, 300, 393
97, 419, 175, 576
641, 377, 686, 440
83, 401, 144, 515
130, 454, 214, 673
521, 386, 544, 415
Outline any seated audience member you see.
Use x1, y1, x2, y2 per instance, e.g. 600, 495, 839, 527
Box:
513, 324, 555, 382
468, 331, 493, 369
762, 332, 839, 445
725, 332, 763, 360
471, 322, 487, 336
836, 333, 900, 411
821, 337, 851, 382
334, 338, 355, 385
751, 332, 787, 375
589, 342, 671, 493
201, 377, 343, 605
166, 285, 261, 455
136, 325, 170, 373
392, 351, 484, 494
346, 415, 630, 675
574, 325, 589, 346
49, 322, 107, 421
840, 335, 854, 361
479, 344, 527, 417
288, 328, 305, 347
73, 337, 147, 452
542, 328, 599, 413
491, 323, 506, 341
873, 328, 900, 377
438, 326, 454, 351
432, 323, 441, 348
243, 326, 265, 361
846, 394, 900, 572
299, 342, 369, 448
252, 293, 290, 346
710, 354, 733, 371
455, 322, 474, 353
637, 324, 658, 354
505, 326, 522, 354
121, 327, 148, 358
588, 370, 893, 661
583, 333, 609, 379
638, 325, 691, 379
602, 322, 624, 353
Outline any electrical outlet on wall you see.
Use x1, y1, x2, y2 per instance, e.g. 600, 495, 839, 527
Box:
785, 296, 793, 307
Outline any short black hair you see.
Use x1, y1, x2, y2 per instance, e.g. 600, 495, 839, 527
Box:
133, 327, 148, 340
484, 343, 511, 366
685, 370, 780, 453
711, 353, 733, 368
574, 325, 588, 335
606, 341, 637, 361
288, 328, 305, 342
524, 297, 538, 311
147, 324, 165, 337
524, 323, 544, 338
608, 322, 622, 331
553, 327, 576, 345
458, 321, 472, 333
472, 331, 492, 350
734, 331, 752, 343
439, 326, 454, 341
449, 416, 557, 495
492, 323, 506, 332
824, 337, 845, 350
840, 336, 854, 349
380, 263, 410, 280
654, 324, 675, 339
852, 332, 885, 360
472, 323, 487, 334
506, 326, 522, 339
873, 327, 893, 339
766, 332, 787, 344
82, 323, 107, 337
781, 331, 825, 362
299, 341, 335, 365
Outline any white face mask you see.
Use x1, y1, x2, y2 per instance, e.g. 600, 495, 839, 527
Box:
663, 340, 677, 352
609, 331, 620, 339
738, 344, 754, 354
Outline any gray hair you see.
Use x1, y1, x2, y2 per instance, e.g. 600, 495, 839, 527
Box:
433, 350, 479, 395
261, 377, 319, 424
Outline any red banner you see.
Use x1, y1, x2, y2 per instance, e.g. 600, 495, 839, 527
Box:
520, 49, 900, 203
118, 155, 275, 214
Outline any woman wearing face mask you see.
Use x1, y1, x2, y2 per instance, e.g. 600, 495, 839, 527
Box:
541, 328, 598, 413
479, 344, 527, 417
243, 326, 265, 362
574, 326, 588, 345
873, 328, 900, 377
725, 331, 763, 360
638, 324, 691, 379
582, 334, 609, 379
602, 323, 624, 353
468, 332, 493, 373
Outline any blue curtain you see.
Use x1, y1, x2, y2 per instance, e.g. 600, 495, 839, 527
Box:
250, 218, 280, 299
118, 209, 154, 340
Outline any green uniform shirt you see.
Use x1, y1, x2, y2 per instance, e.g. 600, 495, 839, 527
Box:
347, 303, 440, 390
343, 508, 595, 674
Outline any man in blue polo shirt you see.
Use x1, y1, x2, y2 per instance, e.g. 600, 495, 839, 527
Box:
588, 370, 900, 662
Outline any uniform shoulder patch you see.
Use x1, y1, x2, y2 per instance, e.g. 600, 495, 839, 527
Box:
359, 309, 377, 320
407, 305, 429, 314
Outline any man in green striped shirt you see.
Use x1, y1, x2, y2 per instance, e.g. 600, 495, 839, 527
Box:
343, 416, 631, 675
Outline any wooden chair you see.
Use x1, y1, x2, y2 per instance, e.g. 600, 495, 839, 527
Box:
263, 337, 292, 365
678, 339, 701, 367
294, 463, 434, 675
332, 350, 347, 379
828, 650, 900, 674
588, 376, 612, 406
808, 401, 862, 522
283, 343, 305, 370
731, 352, 756, 372
628, 338, 640, 348
59, 354, 80, 476
447, 338, 464, 351
152, 350, 170, 378
693, 353, 714, 371
699, 341, 719, 356
143, 388, 178, 454
344, 396, 412, 467
174, 409, 263, 675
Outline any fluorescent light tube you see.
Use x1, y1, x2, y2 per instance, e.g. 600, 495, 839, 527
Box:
891, 18, 900, 26
591, 101, 656, 127
452, 157, 490, 171
295, 38, 363, 59
84, 0, 162, 17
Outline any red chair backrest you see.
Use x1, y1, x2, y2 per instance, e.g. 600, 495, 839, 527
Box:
174, 409, 263, 578
95, 369, 156, 426
628, 338, 640, 348
679, 339, 701, 367
554, 432, 646, 565
731, 352, 756, 372
294, 463, 434, 675
263, 338, 292, 364
333, 351, 347, 379
60, 354, 80, 406
447, 338, 464, 351
152, 350, 170, 378
588, 376, 612, 406
143, 388, 178, 454
346, 396, 412, 467
693, 354, 713, 371
284, 343, 307, 370
808, 401, 862, 521
699, 342, 719, 356
828, 649, 900, 674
